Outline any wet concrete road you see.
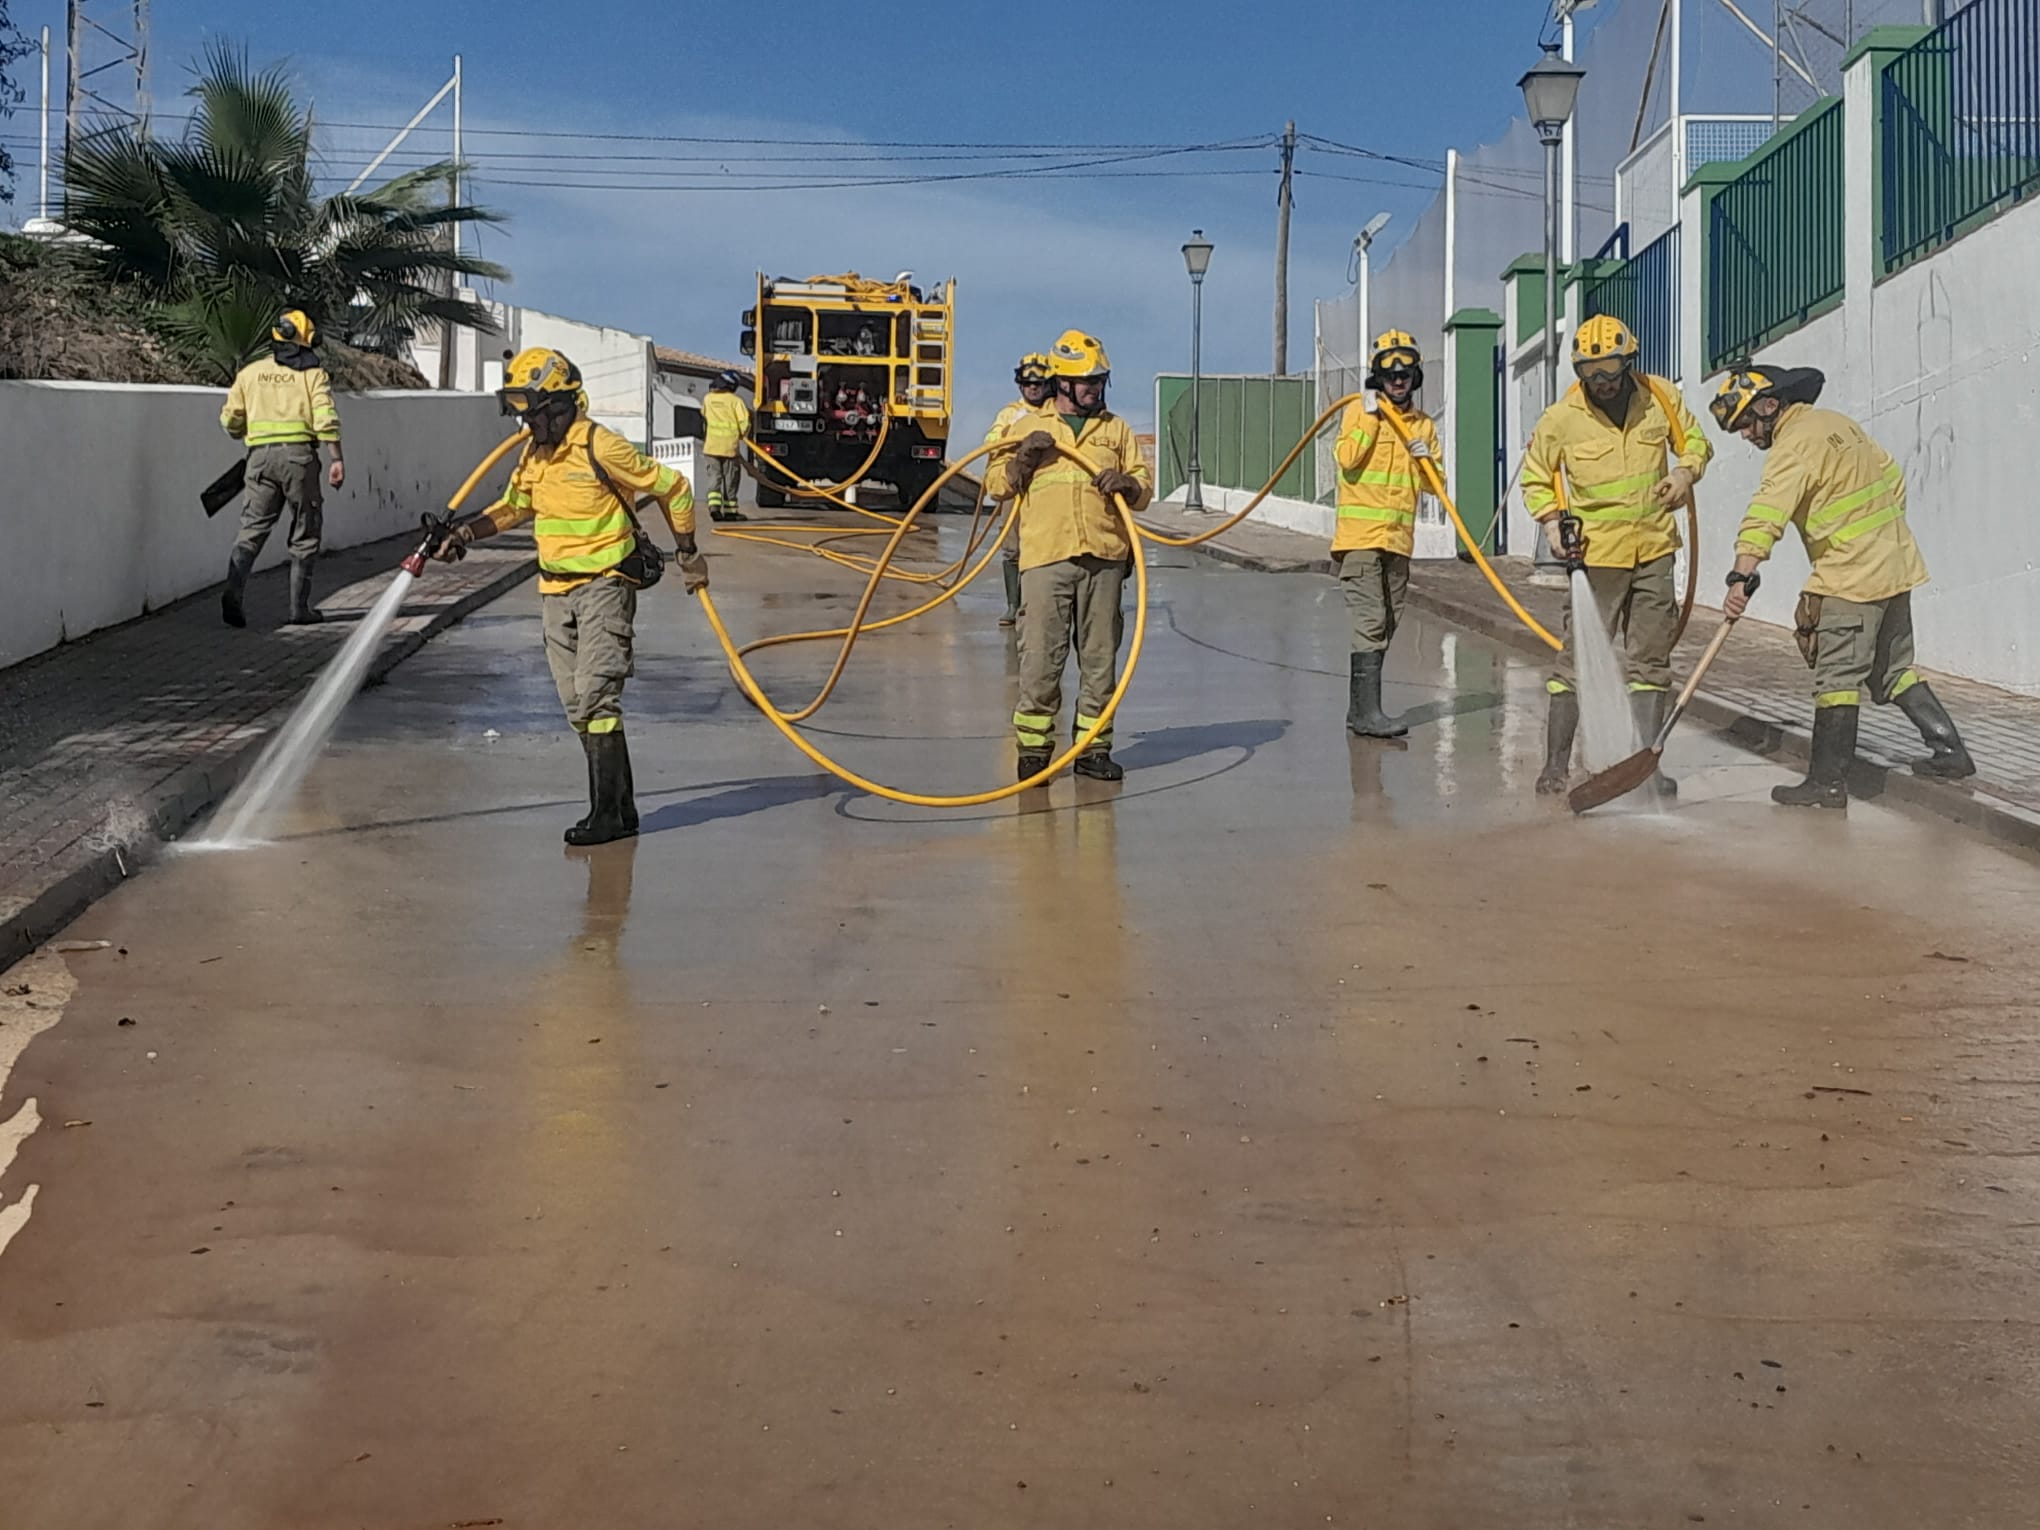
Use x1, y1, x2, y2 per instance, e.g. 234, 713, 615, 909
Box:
5, 526, 2040, 1528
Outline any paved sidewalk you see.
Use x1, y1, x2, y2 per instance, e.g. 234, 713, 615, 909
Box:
0, 531, 535, 969
1143, 503, 2040, 850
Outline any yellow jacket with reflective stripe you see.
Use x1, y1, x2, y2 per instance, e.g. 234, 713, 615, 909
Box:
983, 407, 1151, 573
484, 419, 696, 595
984, 398, 1046, 500
221, 356, 341, 446
702, 391, 750, 457
1520, 375, 1711, 569
1332, 400, 1442, 556
1735, 404, 1927, 603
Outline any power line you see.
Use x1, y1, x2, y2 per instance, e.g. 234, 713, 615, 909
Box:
64, 108, 1276, 153
462, 167, 1280, 193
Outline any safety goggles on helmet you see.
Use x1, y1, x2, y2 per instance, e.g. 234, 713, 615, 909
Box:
272, 308, 316, 347
497, 347, 583, 417
1575, 355, 1630, 383
1710, 369, 1775, 433
498, 387, 566, 417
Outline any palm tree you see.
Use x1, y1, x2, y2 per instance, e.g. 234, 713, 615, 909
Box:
59, 41, 508, 380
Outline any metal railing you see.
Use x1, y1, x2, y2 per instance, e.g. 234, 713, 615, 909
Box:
1705, 98, 1846, 371
1881, 0, 2040, 271
1584, 225, 1682, 380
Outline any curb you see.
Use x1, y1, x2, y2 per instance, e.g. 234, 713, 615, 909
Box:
0, 555, 537, 974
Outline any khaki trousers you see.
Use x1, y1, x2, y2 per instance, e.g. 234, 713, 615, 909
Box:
1549, 553, 1677, 694
1336, 548, 1410, 654
543, 575, 637, 732
1013, 555, 1128, 754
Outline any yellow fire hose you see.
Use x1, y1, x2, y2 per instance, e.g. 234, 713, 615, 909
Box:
695, 439, 1143, 807
742, 413, 900, 523
444, 370, 1704, 808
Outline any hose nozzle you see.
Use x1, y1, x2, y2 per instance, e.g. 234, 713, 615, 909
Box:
401, 512, 458, 576
1556, 513, 1587, 575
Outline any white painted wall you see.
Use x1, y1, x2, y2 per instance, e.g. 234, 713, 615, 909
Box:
412, 295, 654, 445
0, 381, 509, 668
1669, 47, 2040, 695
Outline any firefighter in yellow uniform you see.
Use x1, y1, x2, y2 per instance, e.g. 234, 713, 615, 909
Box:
1522, 314, 1712, 795
219, 309, 344, 628
984, 330, 1152, 783
1332, 330, 1444, 737
702, 370, 752, 523
985, 353, 1055, 627
1713, 366, 1974, 808
436, 348, 709, 845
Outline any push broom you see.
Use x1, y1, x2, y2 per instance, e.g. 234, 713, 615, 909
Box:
1569, 603, 1748, 815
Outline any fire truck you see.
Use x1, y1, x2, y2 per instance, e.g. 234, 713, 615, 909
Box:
740, 271, 954, 510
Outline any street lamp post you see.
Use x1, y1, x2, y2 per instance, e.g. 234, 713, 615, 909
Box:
1181, 229, 1214, 513
1519, 42, 1585, 580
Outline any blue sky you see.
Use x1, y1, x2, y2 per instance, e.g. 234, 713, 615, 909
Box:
6, 0, 1614, 431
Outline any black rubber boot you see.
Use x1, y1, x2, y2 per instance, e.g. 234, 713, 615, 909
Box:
568, 731, 599, 838
1772, 705, 1857, 808
1073, 751, 1124, 782
221, 547, 255, 628
999, 561, 1022, 628
1895, 682, 1975, 779
284, 558, 322, 625
565, 732, 638, 846
1346, 651, 1407, 738
617, 731, 639, 833
1016, 748, 1052, 784
1536, 692, 1579, 795
1631, 689, 1678, 797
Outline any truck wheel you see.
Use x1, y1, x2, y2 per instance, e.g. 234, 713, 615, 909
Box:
896, 464, 941, 516
754, 480, 789, 511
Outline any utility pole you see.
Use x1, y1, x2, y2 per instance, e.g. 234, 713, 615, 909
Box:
1273, 120, 1295, 375
62, 0, 150, 204
65, 1, 81, 192
39, 27, 50, 220
440, 54, 463, 391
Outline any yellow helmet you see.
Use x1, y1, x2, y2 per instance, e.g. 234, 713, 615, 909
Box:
1709, 368, 1776, 433
1572, 314, 1640, 365
1369, 329, 1421, 373
1047, 329, 1111, 380
1015, 352, 1053, 385
273, 308, 316, 347
1708, 364, 1826, 434
498, 346, 583, 417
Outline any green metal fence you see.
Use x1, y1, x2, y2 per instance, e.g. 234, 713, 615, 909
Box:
1705, 98, 1846, 371
1154, 375, 1316, 502
1881, 0, 2040, 272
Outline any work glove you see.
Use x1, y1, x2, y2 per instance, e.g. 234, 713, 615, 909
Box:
1405, 439, 1432, 461
1092, 468, 1143, 503
674, 544, 710, 594
433, 522, 474, 563
1651, 466, 1696, 508
1006, 430, 1058, 495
